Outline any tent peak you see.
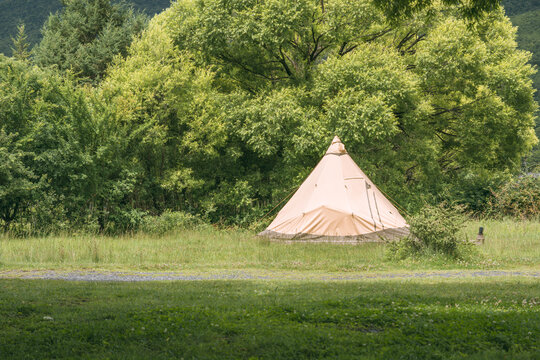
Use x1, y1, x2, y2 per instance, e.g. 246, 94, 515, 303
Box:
326, 136, 347, 155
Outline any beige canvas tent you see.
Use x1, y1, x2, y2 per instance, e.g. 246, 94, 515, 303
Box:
259, 136, 409, 242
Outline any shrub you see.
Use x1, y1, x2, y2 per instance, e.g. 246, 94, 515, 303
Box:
447, 171, 508, 214
103, 208, 148, 235
388, 204, 470, 259
8, 192, 70, 237
141, 211, 202, 235
487, 176, 540, 219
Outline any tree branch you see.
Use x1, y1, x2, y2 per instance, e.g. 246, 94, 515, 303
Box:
278, 46, 293, 76
436, 129, 457, 137
338, 28, 393, 56
396, 31, 414, 52
402, 34, 426, 54
218, 53, 288, 81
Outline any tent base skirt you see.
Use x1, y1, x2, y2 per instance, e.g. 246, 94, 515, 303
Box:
258, 226, 409, 243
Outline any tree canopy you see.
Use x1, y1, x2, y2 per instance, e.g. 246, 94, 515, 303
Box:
0, 0, 537, 232
10, 24, 31, 62
33, 0, 148, 83
373, 0, 502, 21
0, 0, 172, 56
101, 0, 537, 220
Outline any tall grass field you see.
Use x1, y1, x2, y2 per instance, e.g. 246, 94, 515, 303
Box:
0, 219, 538, 272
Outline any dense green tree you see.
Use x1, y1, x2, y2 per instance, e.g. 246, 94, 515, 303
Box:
102, 0, 536, 220
0, 55, 144, 233
0, 0, 172, 56
0, 130, 35, 230
10, 24, 31, 61
0, 0, 507, 57
33, 0, 148, 83
0, 0, 537, 232
373, 0, 502, 21
0, 57, 40, 230
101, 17, 226, 215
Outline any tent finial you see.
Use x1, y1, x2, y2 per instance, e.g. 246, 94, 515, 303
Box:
326, 136, 346, 154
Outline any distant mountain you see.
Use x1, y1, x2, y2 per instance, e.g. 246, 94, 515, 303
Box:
503, 0, 540, 102
502, 0, 538, 16
506, 5, 540, 104
503, 0, 540, 168
0, 0, 171, 56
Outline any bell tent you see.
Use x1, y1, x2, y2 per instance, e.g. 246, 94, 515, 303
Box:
259, 136, 409, 242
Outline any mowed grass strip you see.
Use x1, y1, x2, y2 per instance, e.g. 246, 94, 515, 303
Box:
0, 220, 539, 271
1, 278, 539, 359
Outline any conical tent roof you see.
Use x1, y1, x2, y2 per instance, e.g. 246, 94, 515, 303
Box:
259, 136, 409, 242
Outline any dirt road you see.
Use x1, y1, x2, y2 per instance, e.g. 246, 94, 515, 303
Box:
1, 269, 538, 282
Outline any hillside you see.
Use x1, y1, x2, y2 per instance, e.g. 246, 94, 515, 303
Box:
503, 0, 540, 168
510, 8, 540, 103
502, 0, 538, 16
0, 0, 171, 56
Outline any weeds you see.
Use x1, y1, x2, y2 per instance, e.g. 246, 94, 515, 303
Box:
141, 211, 202, 235
90, 238, 100, 263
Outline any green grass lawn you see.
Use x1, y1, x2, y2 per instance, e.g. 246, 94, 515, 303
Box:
0, 219, 539, 272
1, 278, 539, 359
1, 220, 538, 359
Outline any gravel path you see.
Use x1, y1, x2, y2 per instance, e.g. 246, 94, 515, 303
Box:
0, 270, 539, 282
